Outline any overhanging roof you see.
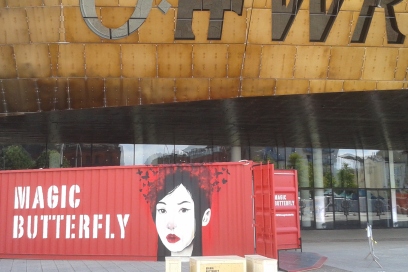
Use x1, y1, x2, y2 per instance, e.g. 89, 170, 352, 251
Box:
1, 90, 408, 150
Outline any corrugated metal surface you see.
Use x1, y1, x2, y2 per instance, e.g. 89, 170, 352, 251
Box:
0, 162, 254, 260
253, 165, 301, 259
253, 163, 278, 259
274, 170, 301, 250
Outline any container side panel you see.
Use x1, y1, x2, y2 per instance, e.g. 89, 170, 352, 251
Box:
0, 162, 253, 260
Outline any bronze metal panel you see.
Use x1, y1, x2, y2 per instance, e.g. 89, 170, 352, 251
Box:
183, 11, 210, 43
309, 80, 344, 94
328, 47, 365, 80
36, 78, 58, 111
86, 78, 105, 108
252, 0, 271, 8
248, 9, 272, 44
67, 78, 87, 109
157, 44, 193, 78
64, 7, 102, 43
140, 78, 175, 104
14, 44, 51, 78
376, 81, 405, 90
121, 44, 157, 78
193, 44, 228, 78
104, 78, 124, 107
227, 44, 245, 77
96, 0, 120, 6
26, 7, 60, 43
343, 80, 377, 92
85, 44, 121, 77
0, 8, 30, 44
2, 79, 38, 112
284, 10, 309, 45
396, 13, 408, 45
294, 46, 330, 79
99, 6, 136, 28
342, 0, 364, 11
275, 79, 309, 95
53, 78, 69, 110
121, 78, 141, 106
0, 46, 16, 78
43, 0, 61, 5
119, 0, 138, 7
62, 0, 79, 6
215, 8, 247, 43
49, 44, 59, 77
175, 78, 210, 102
209, 78, 240, 99
241, 78, 276, 97
241, 45, 261, 77
0, 1, 5, 7
362, 48, 399, 80
57, 44, 86, 77
324, 11, 354, 45
138, 8, 175, 43
351, 10, 386, 47
178, 9, 210, 43
6, 0, 43, 7
395, 48, 408, 80
260, 45, 296, 79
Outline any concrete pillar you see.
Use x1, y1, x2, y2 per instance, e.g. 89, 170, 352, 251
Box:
313, 148, 325, 229
231, 146, 241, 162
389, 150, 398, 226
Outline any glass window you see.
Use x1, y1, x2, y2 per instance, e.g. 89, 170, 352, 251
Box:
367, 189, 392, 228
299, 189, 314, 229
364, 150, 389, 188
395, 189, 408, 228
0, 144, 47, 170
332, 149, 358, 189
287, 148, 312, 189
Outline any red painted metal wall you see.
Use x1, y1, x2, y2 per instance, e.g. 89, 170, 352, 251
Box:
253, 163, 278, 259
274, 170, 301, 251
0, 162, 254, 260
253, 164, 301, 259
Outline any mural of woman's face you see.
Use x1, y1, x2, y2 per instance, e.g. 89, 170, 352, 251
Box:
155, 184, 196, 254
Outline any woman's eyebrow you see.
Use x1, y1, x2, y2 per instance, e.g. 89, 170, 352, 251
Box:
177, 201, 191, 205
157, 201, 167, 205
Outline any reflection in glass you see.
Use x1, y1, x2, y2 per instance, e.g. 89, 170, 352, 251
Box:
364, 150, 388, 188
332, 189, 360, 229
367, 189, 392, 228
395, 189, 408, 228
120, 144, 135, 165
0, 144, 48, 169
299, 189, 313, 229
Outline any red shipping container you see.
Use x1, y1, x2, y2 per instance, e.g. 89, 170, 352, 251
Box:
0, 162, 254, 260
253, 164, 301, 259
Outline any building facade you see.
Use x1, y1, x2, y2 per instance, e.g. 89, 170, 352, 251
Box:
1, 0, 408, 230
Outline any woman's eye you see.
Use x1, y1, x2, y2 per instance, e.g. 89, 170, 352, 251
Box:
180, 208, 190, 213
157, 208, 166, 214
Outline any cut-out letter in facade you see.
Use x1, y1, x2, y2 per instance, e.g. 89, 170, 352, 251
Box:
272, 0, 304, 41
351, 0, 405, 44
309, 0, 344, 42
175, 0, 244, 40
80, 0, 169, 40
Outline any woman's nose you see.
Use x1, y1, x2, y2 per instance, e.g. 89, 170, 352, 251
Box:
167, 217, 177, 230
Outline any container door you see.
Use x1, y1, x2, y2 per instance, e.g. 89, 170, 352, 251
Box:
274, 170, 301, 250
253, 163, 278, 259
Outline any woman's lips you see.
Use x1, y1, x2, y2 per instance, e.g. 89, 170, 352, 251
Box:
166, 234, 180, 243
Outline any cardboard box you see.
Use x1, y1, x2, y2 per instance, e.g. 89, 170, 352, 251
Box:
190, 256, 246, 272
245, 255, 278, 272
165, 257, 182, 272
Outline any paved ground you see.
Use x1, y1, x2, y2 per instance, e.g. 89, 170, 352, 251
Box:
0, 228, 406, 272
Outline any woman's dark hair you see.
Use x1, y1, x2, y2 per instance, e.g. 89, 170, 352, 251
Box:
150, 168, 212, 260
